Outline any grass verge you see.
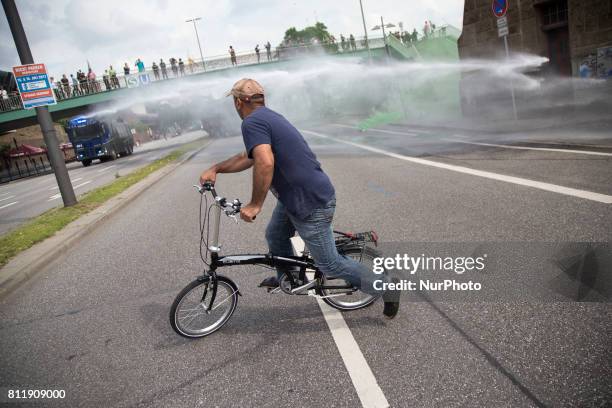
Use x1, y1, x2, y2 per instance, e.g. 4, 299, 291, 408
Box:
0, 138, 206, 268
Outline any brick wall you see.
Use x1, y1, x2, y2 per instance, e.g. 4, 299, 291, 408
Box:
459, 0, 612, 75
568, 0, 612, 72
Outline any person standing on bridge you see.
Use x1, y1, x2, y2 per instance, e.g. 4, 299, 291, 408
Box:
70, 74, 80, 96
170, 57, 178, 77
187, 57, 195, 73
265, 41, 272, 61
123, 63, 130, 76
198, 78, 400, 319
178, 58, 185, 76
160, 59, 168, 79
229, 46, 237, 66
61, 74, 71, 98
255, 45, 261, 63
102, 70, 111, 91
152, 62, 160, 80
109, 65, 119, 89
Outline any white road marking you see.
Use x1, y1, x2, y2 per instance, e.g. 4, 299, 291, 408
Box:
303, 130, 612, 204
0, 195, 16, 202
447, 139, 612, 157
97, 165, 116, 173
0, 192, 13, 197
0, 201, 18, 210
48, 180, 92, 201
333, 123, 419, 137
291, 236, 389, 408
48, 177, 83, 190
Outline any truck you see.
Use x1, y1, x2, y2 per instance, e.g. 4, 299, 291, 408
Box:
65, 115, 134, 167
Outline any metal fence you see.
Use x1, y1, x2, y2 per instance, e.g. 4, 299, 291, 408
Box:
0, 155, 53, 183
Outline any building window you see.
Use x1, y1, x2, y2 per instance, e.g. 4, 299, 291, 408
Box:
542, 1, 568, 26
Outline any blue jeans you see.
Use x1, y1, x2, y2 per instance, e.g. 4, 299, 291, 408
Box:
265, 198, 380, 295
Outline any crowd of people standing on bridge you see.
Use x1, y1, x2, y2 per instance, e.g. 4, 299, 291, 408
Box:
2, 21, 444, 111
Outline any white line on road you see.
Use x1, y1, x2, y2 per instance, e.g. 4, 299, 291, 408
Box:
447, 139, 612, 157
0, 195, 16, 202
303, 130, 612, 204
291, 236, 389, 408
0, 201, 18, 210
333, 124, 419, 136
97, 165, 116, 173
48, 177, 83, 190
48, 180, 92, 201
0, 191, 12, 196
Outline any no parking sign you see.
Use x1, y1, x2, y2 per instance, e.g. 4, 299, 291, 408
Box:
492, 0, 508, 18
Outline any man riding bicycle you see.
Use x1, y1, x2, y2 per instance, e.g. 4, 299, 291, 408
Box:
199, 78, 399, 318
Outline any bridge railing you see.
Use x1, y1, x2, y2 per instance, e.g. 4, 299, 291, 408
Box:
0, 36, 391, 114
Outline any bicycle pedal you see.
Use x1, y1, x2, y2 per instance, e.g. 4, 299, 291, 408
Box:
267, 287, 282, 294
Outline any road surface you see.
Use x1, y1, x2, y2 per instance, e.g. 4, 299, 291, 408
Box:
0, 122, 610, 407
0, 131, 207, 236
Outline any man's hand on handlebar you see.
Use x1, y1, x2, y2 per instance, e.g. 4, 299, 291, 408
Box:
240, 203, 261, 223
199, 167, 217, 186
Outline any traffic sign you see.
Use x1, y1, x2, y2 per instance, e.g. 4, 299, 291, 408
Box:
492, 0, 508, 18
12, 63, 56, 109
497, 16, 509, 37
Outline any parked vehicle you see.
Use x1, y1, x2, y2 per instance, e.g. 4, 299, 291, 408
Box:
64, 115, 134, 167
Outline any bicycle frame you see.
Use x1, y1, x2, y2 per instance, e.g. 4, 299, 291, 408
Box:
197, 184, 377, 311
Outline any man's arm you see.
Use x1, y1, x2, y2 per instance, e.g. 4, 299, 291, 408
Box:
199, 151, 253, 185
240, 144, 274, 222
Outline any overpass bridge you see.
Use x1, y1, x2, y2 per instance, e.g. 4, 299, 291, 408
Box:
0, 26, 459, 132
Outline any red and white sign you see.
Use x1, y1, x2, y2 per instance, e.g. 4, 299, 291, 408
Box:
492, 0, 508, 18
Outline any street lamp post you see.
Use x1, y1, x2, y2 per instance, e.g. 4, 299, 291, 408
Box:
371, 17, 395, 58
380, 16, 389, 57
186, 17, 206, 72
358, 0, 371, 62
2, 0, 76, 207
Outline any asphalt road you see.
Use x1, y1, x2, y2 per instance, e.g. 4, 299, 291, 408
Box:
0, 122, 610, 407
0, 131, 207, 236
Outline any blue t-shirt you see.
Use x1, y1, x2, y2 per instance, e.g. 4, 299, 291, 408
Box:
241, 107, 335, 219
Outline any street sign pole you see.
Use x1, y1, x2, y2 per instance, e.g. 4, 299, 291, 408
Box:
358, 0, 372, 62
493, 0, 518, 120
2, 0, 76, 206
381, 16, 390, 58
504, 34, 518, 120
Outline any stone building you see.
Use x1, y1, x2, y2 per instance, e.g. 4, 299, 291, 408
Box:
459, 0, 612, 77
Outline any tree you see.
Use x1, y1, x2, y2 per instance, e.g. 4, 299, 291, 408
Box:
283, 22, 333, 45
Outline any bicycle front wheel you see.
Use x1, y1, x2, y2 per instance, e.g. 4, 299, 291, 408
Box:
170, 275, 238, 338
316, 246, 380, 311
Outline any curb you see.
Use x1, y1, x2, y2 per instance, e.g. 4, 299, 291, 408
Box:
0, 138, 212, 300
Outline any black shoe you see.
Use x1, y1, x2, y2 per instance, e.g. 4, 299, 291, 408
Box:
259, 276, 279, 288
383, 301, 400, 319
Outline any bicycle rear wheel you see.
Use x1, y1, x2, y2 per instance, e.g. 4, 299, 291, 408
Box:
170, 275, 238, 338
316, 246, 380, 311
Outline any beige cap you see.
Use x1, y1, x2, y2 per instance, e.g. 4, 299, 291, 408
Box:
226, 78, 265, 99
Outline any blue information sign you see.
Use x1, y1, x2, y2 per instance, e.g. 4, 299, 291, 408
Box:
12, 64, 57, 109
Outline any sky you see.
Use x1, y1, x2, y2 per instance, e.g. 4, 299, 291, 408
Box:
1, 0, 464, 78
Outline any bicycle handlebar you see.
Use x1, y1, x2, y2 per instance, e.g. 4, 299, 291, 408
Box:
194, 182, 243, 217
